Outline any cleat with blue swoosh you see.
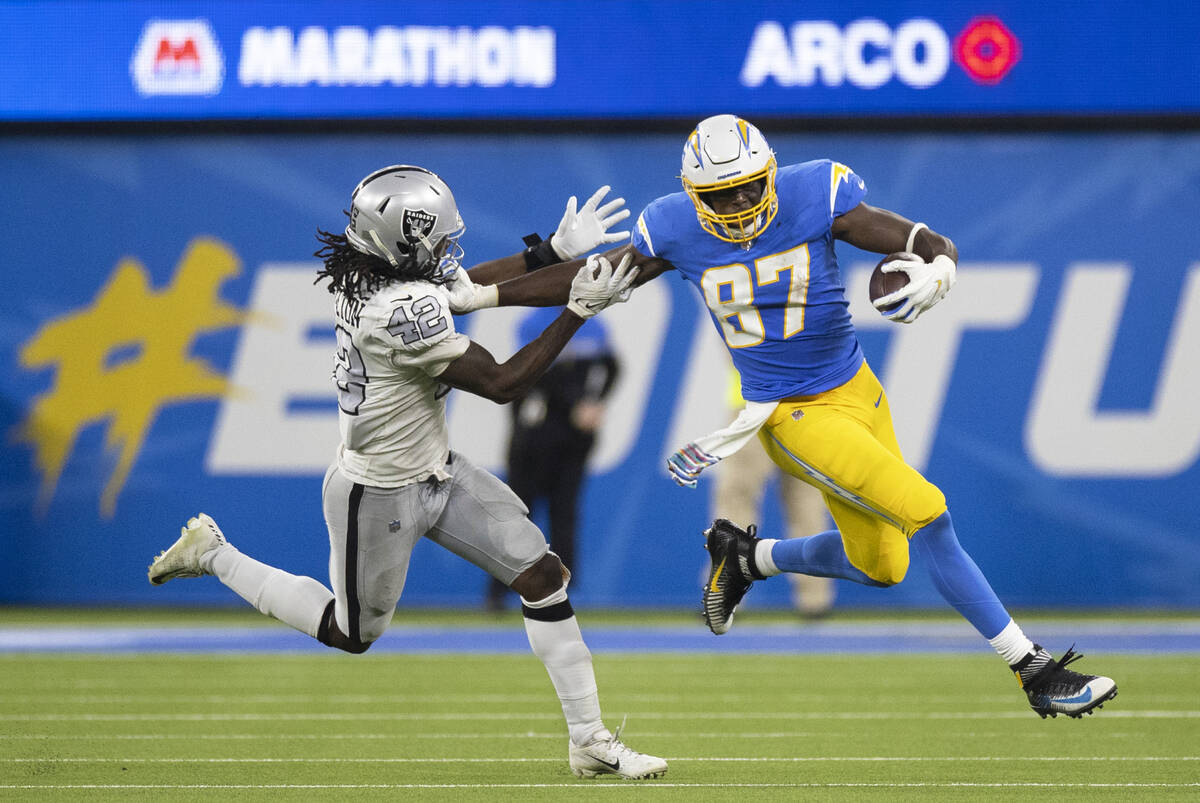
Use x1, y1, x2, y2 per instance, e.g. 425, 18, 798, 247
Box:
1013, 644, 1118, 718
702, 519, 763, 635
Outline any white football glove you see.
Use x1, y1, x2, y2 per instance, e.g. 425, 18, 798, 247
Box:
873, 253, 957, 324
567, 253, 639, 319
444, 267, 498, 314
666, 442, 720, 488
549, 185, 631, 260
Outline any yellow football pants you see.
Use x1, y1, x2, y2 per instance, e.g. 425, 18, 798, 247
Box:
757, 360, 946, 585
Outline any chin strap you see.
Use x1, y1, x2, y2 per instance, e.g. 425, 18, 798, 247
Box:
368, 229, 400, 267
415, 230, 435, 255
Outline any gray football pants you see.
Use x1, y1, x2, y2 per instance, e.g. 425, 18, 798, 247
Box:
321, 451, 549, 643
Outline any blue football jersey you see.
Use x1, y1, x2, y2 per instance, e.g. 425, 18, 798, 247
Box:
633, 159, 868, 402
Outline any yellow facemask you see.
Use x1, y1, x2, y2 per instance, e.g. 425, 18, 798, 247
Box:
682, 156, 779, 244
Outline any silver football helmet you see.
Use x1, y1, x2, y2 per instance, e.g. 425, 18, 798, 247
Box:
344, 165, 466, 283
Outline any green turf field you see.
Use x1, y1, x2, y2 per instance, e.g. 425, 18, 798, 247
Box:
1, 611, 1197, 801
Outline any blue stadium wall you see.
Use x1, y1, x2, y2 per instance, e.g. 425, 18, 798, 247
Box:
2, 130, 1199, 609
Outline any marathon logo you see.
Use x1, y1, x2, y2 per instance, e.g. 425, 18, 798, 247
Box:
130, 20, 225, 96
238, 25, 555, 88
741, 16, 1019, 90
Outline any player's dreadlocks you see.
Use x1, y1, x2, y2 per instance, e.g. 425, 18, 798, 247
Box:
314, 218, 400, 302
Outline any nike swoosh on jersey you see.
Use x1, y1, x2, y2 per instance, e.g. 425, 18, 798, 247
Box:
709, 556, 728, 592
874, 392, 883, 408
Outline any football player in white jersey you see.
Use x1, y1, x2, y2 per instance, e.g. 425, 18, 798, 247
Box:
148, 165, 667, 780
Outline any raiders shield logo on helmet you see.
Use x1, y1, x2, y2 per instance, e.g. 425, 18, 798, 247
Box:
401, 208, 438, 245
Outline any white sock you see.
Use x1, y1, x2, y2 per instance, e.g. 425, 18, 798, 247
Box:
755, 539, 782, 576
209, 548, 333, 639
988, 619, 1037, 666
521, 587, 605, 746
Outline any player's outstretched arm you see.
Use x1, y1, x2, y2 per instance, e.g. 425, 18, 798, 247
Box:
439, 255, 637, 403
449, 244, 668, 312
496, 244, 668, 308
439, 317, 585, 404
445, 254, 584, 313
460, 251, 530, 287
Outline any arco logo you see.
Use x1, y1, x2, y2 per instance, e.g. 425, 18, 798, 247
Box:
741, 15, 1023, 91
954, 16, 1021, 84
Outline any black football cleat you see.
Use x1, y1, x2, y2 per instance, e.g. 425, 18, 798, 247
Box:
1014, 644, 1118, 718
702, 519, 764, 635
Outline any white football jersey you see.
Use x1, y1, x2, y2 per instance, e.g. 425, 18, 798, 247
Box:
331, 280, 469, 487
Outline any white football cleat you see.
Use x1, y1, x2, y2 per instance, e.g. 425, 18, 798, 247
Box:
568, 727, 667, 780
148, 513, 229, 586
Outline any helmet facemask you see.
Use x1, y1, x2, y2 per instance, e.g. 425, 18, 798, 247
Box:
685, 163, 778, 244
424, 232, 465, 284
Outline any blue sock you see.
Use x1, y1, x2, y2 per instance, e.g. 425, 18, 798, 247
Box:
771, 531, 889, 588
911, 511, 1011, 639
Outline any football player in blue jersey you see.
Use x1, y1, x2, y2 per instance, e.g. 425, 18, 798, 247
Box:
447, 114, 1117, 719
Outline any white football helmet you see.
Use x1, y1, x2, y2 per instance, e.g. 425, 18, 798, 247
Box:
345, 165, 466, 283
680, 114, 778, 243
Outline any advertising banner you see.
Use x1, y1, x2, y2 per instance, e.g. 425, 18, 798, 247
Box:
1, 1, 1197, 121
2, 130, 1198, 608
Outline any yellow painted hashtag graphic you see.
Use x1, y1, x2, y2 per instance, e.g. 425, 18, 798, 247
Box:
17, 238, 247, 518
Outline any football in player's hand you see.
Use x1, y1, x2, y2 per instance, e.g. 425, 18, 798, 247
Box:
869, 252, 915, 313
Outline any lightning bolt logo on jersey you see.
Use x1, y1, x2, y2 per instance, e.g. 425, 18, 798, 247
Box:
633, 160, 868, 402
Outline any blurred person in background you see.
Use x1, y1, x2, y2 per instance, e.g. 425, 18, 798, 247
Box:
712, 366, 835, 620
487, 307, 620, 611
148, 167, 667, 779
449, 114, 1118, 721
